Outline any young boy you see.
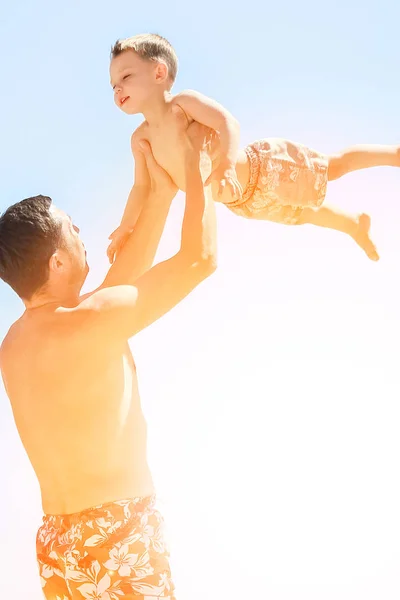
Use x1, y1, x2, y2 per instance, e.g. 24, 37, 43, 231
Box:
108, 33, 400, 263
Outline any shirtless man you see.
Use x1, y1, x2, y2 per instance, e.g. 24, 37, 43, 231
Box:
0, 118, 216, 599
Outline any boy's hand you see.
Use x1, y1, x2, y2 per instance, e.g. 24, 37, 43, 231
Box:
107, 194, 143, 265
107, 225, 133, 265
205, 162, 242, 201
107, 140, 178, 264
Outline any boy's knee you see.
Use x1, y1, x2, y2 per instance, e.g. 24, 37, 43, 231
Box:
296, 207, 313, 225
327, 153, 346, 181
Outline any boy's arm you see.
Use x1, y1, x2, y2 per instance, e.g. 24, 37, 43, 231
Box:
174, 89, 241, 197
102, 137, 178, 287
78, 122, 217, 340
119, 132, 151, 229
107, 132, 153, 263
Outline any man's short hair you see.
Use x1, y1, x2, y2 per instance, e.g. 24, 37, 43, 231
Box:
111, 33, 178, 87
0, 195, 63, 300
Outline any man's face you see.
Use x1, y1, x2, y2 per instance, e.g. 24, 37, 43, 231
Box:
110, 51, 160, 115
51, 206, 89, 289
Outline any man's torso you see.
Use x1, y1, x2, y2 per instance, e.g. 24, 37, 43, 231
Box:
0, 302, 154, 515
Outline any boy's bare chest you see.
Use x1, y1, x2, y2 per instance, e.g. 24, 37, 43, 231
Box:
147, 123, 188, 190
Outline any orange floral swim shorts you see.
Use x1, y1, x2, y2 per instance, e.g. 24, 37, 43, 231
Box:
36, 495, 175, 599
227, 138, 329, 224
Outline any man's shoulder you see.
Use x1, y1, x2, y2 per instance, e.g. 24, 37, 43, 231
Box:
0, 329, 12, 372
0, 317, 43, 382
0, 318, 23, 367
77, 285, 138, 319
0, 323, 21, 391
73, 286, 140, 344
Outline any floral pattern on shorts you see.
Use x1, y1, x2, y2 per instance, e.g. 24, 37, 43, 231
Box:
227, 138, 329, 224
36, 495, 175, 599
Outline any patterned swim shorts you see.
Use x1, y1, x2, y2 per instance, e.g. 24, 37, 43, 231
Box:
227, 138, 329, 224
36, 495, 175, 599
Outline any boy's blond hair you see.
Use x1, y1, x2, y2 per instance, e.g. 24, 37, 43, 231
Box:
111, 33, 178, 87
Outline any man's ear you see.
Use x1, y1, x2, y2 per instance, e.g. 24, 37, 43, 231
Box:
49, 251, 64, 274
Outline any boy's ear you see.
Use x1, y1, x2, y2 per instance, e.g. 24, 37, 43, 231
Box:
155, 61, 168, 84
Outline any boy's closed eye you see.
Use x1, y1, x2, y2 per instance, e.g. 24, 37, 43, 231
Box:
111, 73, 132, 90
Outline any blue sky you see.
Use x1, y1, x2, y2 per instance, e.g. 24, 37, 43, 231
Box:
1, 0, 400, 598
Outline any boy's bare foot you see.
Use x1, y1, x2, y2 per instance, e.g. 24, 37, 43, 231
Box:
352, 213, 379, 261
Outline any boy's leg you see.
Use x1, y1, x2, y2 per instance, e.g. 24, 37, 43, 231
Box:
298, 206, 379, 261
328, 145, 400, 180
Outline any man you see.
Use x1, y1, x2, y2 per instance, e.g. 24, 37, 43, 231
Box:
0, 116, 217, 599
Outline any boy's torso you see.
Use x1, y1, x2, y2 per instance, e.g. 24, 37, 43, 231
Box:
134, 98, 250, 203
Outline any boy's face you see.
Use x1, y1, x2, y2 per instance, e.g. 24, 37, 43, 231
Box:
110, 51, 161, 115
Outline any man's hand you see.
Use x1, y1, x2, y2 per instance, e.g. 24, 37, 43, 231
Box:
173, 103, 242, 201
205, 162, 243, 201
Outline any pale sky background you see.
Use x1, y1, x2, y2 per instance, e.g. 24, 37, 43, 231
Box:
1, 0, 400, 598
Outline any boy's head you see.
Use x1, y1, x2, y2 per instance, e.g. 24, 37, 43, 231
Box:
0, 195, 88, 302
110, 33, 178, 114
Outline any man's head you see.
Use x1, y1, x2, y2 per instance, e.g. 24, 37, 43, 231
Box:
110, 33, 178, 115
0, 195, 88, 303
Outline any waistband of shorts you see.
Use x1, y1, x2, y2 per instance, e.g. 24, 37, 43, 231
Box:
42, 494, 156, 526
225, 144, 260, 209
